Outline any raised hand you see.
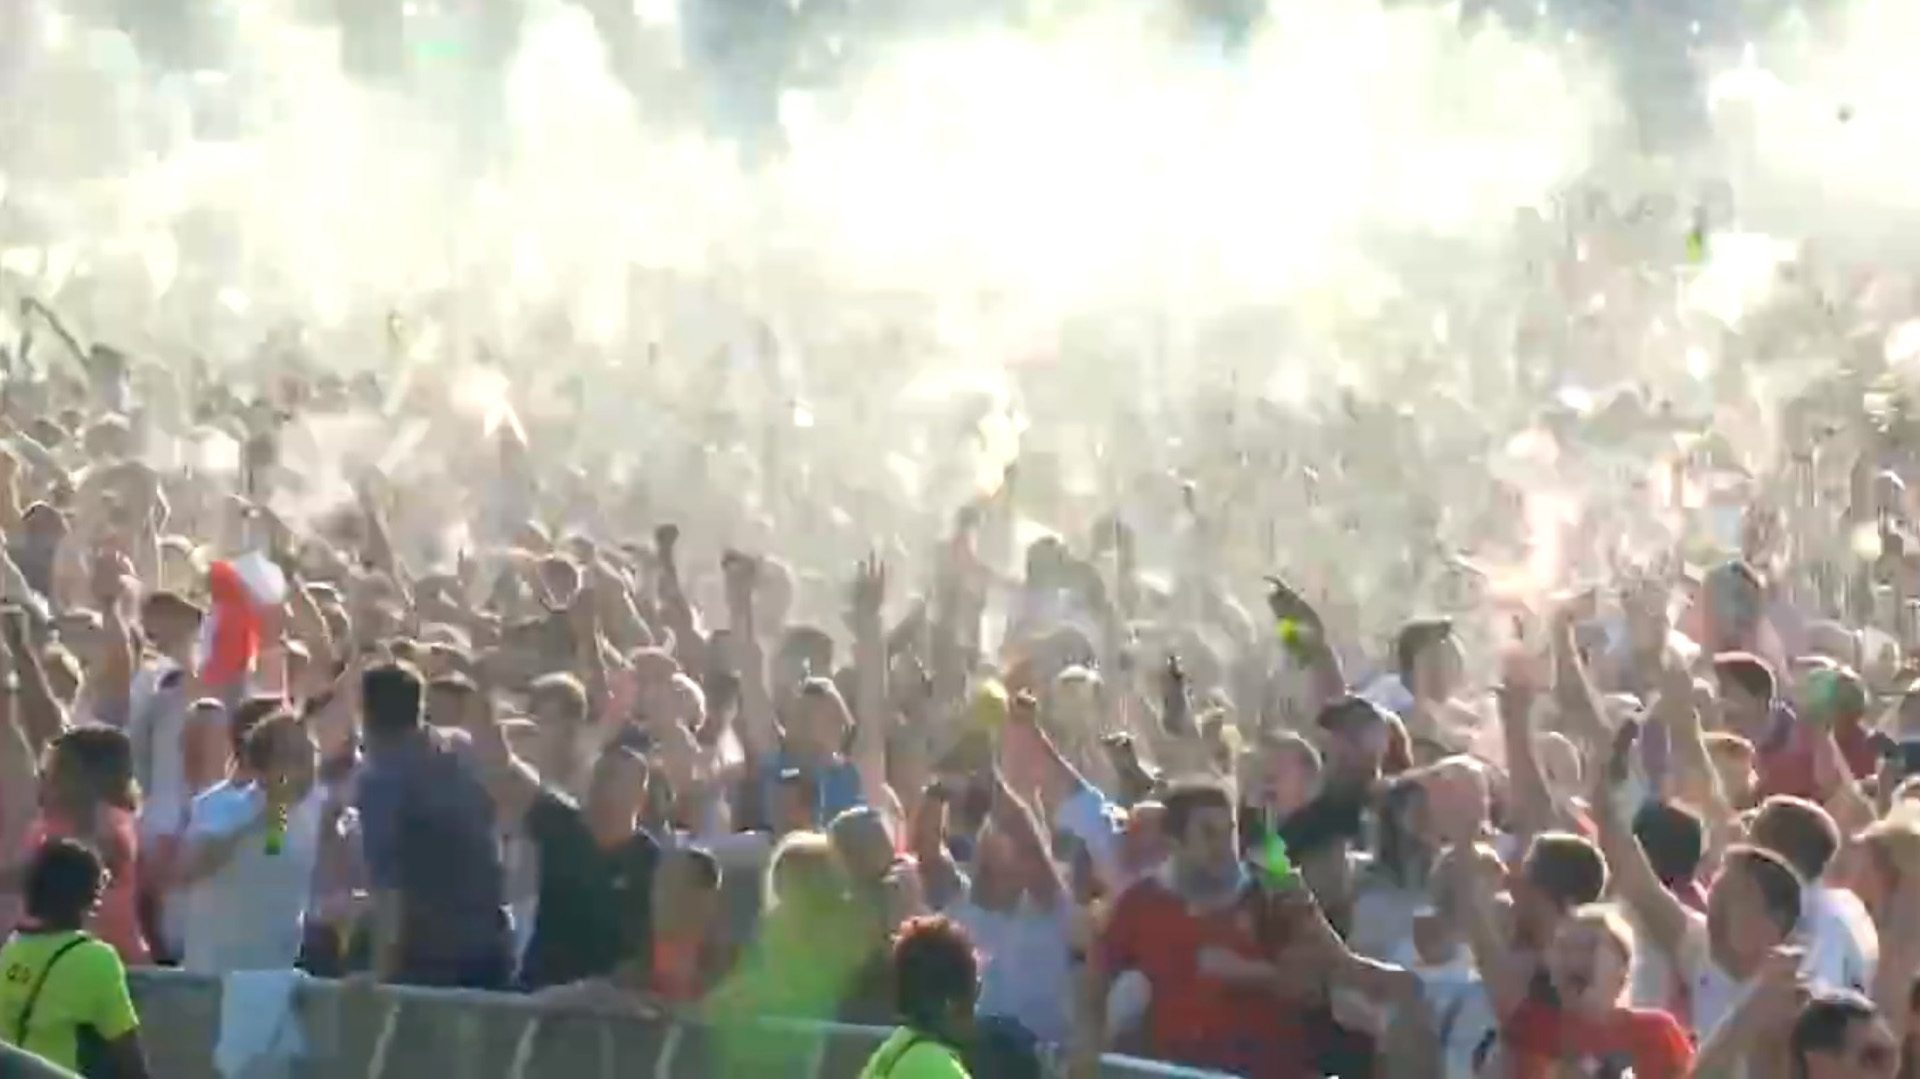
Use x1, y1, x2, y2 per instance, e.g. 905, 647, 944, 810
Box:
850, 552, 887, 628
1099, 731, 1144, 774
88, 547, 135, 608
721, 549, 759, 615
1591, 716, 1643, 819
1161, 653, 1193, 736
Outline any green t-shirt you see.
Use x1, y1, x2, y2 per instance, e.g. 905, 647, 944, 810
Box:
857, 1028, 970, 1079
0, 930, 139, 1073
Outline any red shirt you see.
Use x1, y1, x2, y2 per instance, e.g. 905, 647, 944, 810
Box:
1097, 878, 1310, 1079
1501, 999, 1693, 1079
1758, 720, 1878, 803
26, 809, 149, 966
1834, 723, 1879, 787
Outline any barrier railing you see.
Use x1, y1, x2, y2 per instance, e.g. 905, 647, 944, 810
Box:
0, 1042, 78, 1079
127, 969, 1237, 1079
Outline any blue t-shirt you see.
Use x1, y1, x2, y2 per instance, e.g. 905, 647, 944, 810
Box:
760, 751, 865, 827
356, 734, 510, 985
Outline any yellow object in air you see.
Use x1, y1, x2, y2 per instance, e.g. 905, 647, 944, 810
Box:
973, 678, 1009, 728
1686, 227, 1707, 263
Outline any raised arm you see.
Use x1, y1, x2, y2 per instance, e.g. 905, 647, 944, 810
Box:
568, 582, 612, 725
722, 550, 778, 761
908, 780, 965, 910
653, 525, 701, 672
264, 508, 340, 701
1548, 594, 1615, 757
1498, 652, 1556, 846
456, 681, 541, 826
1646, 648, 1740, 869
1265, 575, 1345, 713
1005, 691, 1127, 891
87, 548, 137, 720
987, 707, 1065, 905
3, 606, 64, 752
354, 475, 412, 605
1591, 720, 1691, 964
589, 558, 651, 656
848, 553, 893, 815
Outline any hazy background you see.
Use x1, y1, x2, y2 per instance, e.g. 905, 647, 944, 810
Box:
1, 0, 1915, 667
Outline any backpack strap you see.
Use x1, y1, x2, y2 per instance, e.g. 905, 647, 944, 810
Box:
15, 934, 94, 1046
871, 1035, 922, 1079
874, 1034, 952, 1079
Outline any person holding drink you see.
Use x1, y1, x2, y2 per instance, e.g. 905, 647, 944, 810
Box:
174, 709, 322, 974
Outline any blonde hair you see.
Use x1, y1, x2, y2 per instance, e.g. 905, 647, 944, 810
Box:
1856, 803, 1920, 888
765, 830, 838, 912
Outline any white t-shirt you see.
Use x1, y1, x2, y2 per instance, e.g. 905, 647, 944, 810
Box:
1419, 958, 1498, 1079
1628, 909, 1683, 1013
130, 662, 193, 844
181, 780, 324, 974
1801, 885, 1876, 995
1677, 909, 1748, 1042
1054, 783, 1127, 892
1675, 886, 1873, 1043
129, 666, 199, 956
1348, 877, 1427, 967
948, 895, 1075, 1044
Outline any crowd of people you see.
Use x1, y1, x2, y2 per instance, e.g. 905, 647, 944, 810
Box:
0, 1, 1917, 1078
0, 341, 1911, 1079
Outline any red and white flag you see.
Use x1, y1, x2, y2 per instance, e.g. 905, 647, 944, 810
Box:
197, 552, 286, 692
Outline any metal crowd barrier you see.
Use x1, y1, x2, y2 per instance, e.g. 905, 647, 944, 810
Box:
127, 969, 1236, 1079
0, 1043, 77, 1079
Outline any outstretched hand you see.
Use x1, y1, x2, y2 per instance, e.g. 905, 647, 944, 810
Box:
850, 552, 887, 627
87, 547, 135, 608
